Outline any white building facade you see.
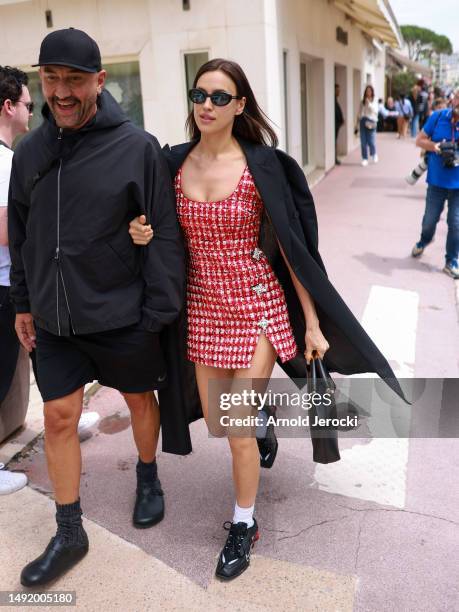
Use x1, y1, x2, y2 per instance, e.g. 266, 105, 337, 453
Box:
0, 0, 401, 177
434, 53, 459, 88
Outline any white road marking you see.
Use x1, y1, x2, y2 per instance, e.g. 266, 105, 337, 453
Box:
312, 286, 418, 508
360, 285, 419, 378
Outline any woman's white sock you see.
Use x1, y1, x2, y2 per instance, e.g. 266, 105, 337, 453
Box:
233, 502, 255, 528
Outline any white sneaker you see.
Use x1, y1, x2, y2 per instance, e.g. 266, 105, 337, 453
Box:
372, 154, 379, 163
0, 463, 27, 495
78, 411, 100, 435
361, 159, 369, 167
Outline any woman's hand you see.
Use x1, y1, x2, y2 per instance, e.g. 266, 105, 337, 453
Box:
305, 325, 329, 364
128, 215, 154, 246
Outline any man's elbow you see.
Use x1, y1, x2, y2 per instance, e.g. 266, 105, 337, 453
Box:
415, 132, 427, 149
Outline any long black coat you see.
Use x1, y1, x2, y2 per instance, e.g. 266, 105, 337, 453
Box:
158, 137, 406, 456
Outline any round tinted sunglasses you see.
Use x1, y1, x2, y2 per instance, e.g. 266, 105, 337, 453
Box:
188, 88, 242, 107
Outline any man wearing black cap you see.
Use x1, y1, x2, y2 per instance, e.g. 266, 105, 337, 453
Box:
8, 28, 185, 586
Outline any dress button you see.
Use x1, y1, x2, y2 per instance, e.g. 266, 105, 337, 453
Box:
258, 317, 271, 330
252, 247, 263, 261
252, 283, 267, 297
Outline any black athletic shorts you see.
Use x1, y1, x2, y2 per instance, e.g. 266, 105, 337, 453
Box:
35, 322, 167, 402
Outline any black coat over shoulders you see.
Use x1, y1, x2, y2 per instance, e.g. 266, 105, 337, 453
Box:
158, 137, 407, 456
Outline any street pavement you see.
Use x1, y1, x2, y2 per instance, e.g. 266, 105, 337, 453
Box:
1, 133, 458, 612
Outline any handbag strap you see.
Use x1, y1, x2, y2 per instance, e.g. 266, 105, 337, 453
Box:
308, 354, 336, 393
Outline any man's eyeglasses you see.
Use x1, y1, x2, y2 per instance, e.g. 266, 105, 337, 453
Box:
17, 100, 34, 113
188, 88, 242, 107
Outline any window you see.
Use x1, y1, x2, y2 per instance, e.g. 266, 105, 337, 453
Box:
104, 61, 144, 127
300, 62, 310, 167
25, 60, 144, 129
184, 51, 209, 113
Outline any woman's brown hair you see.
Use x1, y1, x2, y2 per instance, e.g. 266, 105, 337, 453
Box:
362, 85, 375, 103
185, 58, 278, 147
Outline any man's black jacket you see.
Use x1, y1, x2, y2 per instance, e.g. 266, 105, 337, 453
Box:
8, 90, 185, 336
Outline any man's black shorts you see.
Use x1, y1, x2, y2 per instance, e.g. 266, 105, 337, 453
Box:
35, 322, 167, 402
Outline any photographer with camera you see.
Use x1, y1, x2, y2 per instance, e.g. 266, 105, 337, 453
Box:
411, 88, 459, 279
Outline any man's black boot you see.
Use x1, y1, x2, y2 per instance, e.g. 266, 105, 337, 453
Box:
133, 458, 164, 528
20, 499, 89, 587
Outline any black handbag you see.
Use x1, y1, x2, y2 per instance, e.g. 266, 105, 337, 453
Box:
307, 355, 341, 464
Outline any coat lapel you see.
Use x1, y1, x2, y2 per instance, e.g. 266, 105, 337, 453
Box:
236, 138, 294, 262
163, 137, 294, 261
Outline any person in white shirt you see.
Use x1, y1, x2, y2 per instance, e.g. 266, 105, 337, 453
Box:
356, 85, 379, 166
0, 65, 33, 494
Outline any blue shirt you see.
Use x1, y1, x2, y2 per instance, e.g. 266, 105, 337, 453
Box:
395, 98, 413, 117
423, 109, 459, 189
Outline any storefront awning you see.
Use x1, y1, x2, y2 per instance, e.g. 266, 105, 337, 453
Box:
386, 48, 433, 79
334, 0, 403, 48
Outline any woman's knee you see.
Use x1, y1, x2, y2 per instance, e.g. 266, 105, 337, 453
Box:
228, 435, 258, 456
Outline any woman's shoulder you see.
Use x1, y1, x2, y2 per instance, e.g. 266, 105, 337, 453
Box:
161, 141, 197, 175
162, 140, 196, 157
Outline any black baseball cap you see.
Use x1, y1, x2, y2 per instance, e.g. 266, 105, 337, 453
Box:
32, 28, 102, 73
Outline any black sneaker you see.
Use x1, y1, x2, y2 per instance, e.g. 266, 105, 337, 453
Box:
215, 520, 259, 581
257, 406, 278, 468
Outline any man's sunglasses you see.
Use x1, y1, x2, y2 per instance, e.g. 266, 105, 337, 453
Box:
188, 88, 242, 107
17, 100, 35, 113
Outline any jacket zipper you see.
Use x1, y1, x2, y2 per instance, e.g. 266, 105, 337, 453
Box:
55, 129, 76, 335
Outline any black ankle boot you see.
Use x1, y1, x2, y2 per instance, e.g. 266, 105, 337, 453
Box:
257, 405, 278, 468
133, 459, 164, 528
20, 500, 89, 587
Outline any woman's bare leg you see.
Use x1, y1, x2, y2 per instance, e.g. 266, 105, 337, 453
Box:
195, 333, 277, 509
229, 333, 277, 507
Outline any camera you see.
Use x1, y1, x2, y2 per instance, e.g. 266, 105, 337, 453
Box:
439, 141, 459, 168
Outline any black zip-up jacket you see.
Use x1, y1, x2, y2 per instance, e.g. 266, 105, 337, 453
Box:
8, 90, 185, 335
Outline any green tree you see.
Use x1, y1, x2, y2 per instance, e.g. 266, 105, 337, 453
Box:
401, 25, 453, 62
391, 72, 417, 99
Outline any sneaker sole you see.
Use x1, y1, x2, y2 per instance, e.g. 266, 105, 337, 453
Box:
443, 267, 459, 279
214, 532, 260, 581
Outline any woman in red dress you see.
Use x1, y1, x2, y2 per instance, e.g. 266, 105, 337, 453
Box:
130, 59, 329, 581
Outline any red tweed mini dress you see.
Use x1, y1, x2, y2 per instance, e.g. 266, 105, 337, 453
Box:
175, 165, 298, 369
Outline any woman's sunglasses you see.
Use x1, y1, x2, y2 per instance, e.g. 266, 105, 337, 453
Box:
188, 88, 242, 107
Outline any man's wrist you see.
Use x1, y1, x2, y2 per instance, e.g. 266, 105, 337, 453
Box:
15, 301, 31, 314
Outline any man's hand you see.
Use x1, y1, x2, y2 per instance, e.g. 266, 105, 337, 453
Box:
15, 313, 36, 352
129, 215, 154, 246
